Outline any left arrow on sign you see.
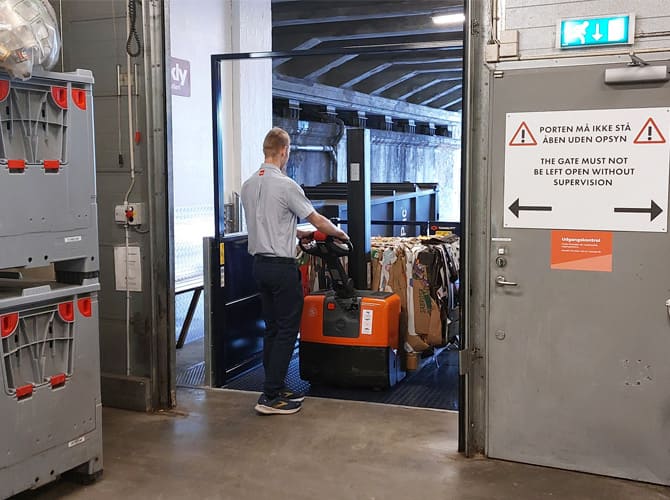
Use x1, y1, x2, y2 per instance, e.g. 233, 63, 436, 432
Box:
614, 200, 664, 221
508, 198, 553, 218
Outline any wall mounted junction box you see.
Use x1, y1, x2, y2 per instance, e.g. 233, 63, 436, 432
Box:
114, 202, 146, 226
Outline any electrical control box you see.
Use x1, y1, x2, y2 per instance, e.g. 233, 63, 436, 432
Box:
114, 202, 146, 226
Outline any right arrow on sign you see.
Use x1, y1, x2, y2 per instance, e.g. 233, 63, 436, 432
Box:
508, 198, 553, 218
614, 200, 664, 221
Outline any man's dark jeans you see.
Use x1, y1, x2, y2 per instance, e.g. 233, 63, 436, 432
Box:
252, 256, 303, 398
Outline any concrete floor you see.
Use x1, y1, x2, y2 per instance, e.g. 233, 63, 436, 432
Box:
20, 388, 670, 500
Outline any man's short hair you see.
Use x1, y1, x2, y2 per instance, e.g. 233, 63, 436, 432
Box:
263, 127, 290, 157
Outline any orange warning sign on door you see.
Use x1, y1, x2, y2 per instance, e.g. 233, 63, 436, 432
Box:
551, 230, 612, 272
633, 117, 666, 144
508, 121, 538, 146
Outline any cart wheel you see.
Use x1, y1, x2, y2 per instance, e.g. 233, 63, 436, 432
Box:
62, 459, 103, 485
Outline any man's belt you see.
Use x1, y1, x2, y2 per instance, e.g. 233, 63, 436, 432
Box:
254, 255, 297, 265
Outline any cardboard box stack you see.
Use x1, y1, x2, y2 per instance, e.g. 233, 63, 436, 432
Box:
370, 235, 460, 369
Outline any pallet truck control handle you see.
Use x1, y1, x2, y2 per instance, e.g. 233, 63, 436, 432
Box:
300, 231, 353, 257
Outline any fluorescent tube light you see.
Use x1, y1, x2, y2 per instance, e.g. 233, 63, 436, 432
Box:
432, 13, 465, 25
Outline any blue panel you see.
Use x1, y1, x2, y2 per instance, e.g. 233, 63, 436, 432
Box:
222, 296, 264, 371
211, 233, 266, 385
223, 237, 258, 300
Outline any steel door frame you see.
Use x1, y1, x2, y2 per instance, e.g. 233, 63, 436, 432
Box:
209, 44, 468, 434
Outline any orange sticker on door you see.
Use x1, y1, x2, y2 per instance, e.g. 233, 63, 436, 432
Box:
551, 230, 612, 272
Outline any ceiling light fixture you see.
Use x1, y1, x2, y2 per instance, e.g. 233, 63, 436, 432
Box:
432, 13, 465, 25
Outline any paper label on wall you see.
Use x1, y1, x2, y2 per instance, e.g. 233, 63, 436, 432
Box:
551, 230, 612, 272
504, 108, 670, 232
114, 246, 142, 292
361, 309, 373, 335
350, 162, 360, 182
68, 436, 86, 448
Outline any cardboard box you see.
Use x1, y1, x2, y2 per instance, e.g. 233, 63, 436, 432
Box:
405, 352, 419, 371
370, 248, 382, 292
412, 283, 443, 346
411, 248, 444, 346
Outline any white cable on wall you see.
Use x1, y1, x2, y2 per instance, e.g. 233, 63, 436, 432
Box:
124, 0, 137, 377
124, 56, 136, 203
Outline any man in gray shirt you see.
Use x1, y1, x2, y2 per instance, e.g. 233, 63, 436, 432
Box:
241, 127, 348, 415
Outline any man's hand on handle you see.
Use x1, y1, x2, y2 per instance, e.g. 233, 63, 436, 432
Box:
297, 228, 314, 242
305, 212, 350, 243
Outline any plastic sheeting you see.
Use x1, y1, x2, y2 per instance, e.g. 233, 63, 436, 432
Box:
0, 0, 59, 80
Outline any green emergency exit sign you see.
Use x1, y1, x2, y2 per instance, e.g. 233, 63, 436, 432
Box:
558, 14, 635, 49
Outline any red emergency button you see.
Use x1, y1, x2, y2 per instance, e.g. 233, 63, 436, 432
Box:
327, 303, 336, 310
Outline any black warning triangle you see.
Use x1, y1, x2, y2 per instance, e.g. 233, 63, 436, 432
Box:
633, 117, 666, 144
509, 121, 538, 146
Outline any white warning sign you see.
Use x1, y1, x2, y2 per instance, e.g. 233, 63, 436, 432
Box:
361, 309, 373, 335
504, 108, 670, 232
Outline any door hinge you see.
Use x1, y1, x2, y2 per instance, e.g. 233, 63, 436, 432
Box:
459, 347, 482, 375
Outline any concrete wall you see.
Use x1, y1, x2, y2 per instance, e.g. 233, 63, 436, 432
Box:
60, 0, 158, 410
276, 117, 460, 221
370, 131, 460, 221
503, 0, 670, 58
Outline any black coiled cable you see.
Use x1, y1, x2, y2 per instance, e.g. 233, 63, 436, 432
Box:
126, 0, 142, 57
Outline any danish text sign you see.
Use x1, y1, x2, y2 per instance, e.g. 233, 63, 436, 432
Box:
504, 108, 670, 232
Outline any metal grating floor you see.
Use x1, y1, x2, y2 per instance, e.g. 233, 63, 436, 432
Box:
224, 348, 459, 410
176, 337, 206, 387
176, 361, 206, 387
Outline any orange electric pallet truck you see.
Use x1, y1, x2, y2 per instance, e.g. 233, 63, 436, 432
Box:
299, 232, 403, 388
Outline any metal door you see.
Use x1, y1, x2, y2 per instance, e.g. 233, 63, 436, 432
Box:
487, 62, 670, 485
